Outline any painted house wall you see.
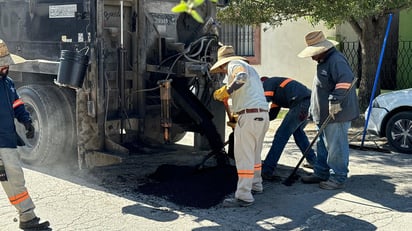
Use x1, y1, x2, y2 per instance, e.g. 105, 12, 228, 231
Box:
251, 10, 411, 90
399, 10, 412, 40
252, 19, 336, 88
398, 9, 412, 88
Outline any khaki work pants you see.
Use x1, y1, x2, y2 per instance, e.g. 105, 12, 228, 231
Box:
234, 112, 269, 202
0, 148, 36, 222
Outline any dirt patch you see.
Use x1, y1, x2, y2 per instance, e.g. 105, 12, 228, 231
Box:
138, 164, 237, 209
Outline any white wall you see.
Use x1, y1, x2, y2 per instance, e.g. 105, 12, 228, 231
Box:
336, 22, 359, 42
252, 19, 336, 88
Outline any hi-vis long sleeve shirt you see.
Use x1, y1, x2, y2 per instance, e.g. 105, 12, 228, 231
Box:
0, 76, 31, 148
262, 77, 311, 119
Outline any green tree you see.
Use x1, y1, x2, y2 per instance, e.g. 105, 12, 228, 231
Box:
217, 0, 412, 111
172, 0, 218, 23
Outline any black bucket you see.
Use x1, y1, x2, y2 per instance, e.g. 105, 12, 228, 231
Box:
56, 50, 89, 89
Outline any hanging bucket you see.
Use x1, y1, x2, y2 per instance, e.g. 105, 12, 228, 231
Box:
55, 50, 89, 89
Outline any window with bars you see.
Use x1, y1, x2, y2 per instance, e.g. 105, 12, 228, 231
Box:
219, 24, 256, 57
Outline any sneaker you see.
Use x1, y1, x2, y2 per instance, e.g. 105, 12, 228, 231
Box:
222, 198, 253, 207
19, 217, 50, 230
301, 174, 327, 184
261, 172, 282, 181
319, 180, 345, 190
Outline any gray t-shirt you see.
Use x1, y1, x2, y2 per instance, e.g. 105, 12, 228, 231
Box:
225, 60, 268, 113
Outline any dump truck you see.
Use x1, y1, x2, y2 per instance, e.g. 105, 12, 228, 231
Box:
0, 0, 228, 168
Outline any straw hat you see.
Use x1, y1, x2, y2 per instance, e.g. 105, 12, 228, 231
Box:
0, 39, 26, 66
210, 45, 247, 73
298, 31, 339, 58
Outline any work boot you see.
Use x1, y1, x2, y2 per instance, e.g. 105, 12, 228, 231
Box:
302, 161, 314, 169
261, 172, 282, 181
301, 174, 327, 184
222, 198, 253, 207
251, 189, 263, 195
19, 217, 50, 230
319, 180, 345, 190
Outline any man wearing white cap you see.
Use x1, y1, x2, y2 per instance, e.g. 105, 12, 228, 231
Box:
211, 45, 269, 207
298, 31, 359, 189
0, 39, 51, 230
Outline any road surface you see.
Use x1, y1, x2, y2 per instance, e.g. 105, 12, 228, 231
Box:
1, 121, 411, 230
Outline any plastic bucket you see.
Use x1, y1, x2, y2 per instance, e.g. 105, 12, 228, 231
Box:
56, 50, 89, 89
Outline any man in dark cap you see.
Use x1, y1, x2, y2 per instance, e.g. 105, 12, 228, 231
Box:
260, 76, 316, 181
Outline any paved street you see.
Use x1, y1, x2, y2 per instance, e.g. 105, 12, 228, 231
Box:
1, 122, 411, 231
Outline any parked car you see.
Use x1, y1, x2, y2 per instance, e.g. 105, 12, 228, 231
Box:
365, 88, 412, 153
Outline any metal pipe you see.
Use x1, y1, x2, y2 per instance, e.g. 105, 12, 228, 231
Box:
361, 13, 393, 147
118, 1, 126, 142
158, 79, 173, 143
136, 0, 146, 138
120, 1, 124, 48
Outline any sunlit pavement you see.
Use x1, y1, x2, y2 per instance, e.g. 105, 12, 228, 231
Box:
1, 120, 411, 231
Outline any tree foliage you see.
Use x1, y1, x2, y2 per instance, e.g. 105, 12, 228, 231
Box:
218, 0, 412, 110
172, 0, 218, 23
218, 0, 412, 27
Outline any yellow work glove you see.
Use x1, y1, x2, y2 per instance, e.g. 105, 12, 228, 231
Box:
232, 114, 238, 122
213, 85, 230, 101
227, 121, 236, 129
226, 114, 238, 129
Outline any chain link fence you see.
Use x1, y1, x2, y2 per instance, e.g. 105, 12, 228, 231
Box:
341, 41, 412, 91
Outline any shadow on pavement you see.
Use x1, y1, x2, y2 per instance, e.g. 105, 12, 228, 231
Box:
122, 204, 179, 222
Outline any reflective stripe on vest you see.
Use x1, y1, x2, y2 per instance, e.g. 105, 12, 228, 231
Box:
280, 78, 293, 88
264, 78, 293, 104
13, 99, 24, 109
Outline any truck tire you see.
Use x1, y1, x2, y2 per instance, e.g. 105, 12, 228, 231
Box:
144, 105, 186, 144
16, 85, 77, 166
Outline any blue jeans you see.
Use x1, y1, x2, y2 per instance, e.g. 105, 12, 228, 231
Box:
313, 121, 351, 184
262, 100, 316, 175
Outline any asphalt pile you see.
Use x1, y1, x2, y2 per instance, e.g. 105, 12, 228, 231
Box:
139, 164, 237, 208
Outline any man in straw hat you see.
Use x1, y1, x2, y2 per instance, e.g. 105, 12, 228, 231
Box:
211, 45, 269, 207
0, 39, 51, 230
298, 31, 359, 189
